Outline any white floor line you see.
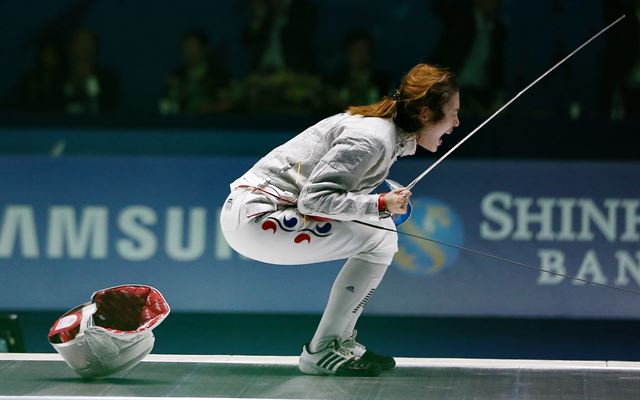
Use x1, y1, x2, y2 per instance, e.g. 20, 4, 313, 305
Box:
0, 397, 280, 400
1, 353, 639, 370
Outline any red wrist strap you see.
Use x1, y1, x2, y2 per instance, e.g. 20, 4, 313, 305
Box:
378, 193, 387, 212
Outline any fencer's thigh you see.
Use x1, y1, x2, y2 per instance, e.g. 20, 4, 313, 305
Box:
220, 190, 398, 265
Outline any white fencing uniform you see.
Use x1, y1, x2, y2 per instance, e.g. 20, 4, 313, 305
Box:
220, 176, 398, 265
220, 113, 416, 265
220, 112, 416, 356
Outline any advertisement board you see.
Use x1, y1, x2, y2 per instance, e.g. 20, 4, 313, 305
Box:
1, 156, 638, 318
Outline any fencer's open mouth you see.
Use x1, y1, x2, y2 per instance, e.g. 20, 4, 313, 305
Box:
439, 132, 448, 144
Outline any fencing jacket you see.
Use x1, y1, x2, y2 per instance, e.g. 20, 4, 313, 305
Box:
230, 113, 417, 222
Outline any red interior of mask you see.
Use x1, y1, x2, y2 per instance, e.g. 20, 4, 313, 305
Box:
48, 285, 169, 343
92, 285, 169, 333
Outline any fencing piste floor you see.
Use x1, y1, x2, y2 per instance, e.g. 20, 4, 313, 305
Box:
1, 354, 640, 400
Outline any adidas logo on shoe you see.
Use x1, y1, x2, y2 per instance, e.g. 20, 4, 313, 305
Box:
298, 340, 380, 377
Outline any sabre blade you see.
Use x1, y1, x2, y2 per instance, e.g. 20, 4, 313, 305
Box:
352, 219, 640, 296
406, 14, 626, 190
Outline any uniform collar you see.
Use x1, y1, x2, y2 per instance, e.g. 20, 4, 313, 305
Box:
394, 127, 417, 157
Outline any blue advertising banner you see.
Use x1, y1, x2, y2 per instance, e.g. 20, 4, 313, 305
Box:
1, 155, 639, 318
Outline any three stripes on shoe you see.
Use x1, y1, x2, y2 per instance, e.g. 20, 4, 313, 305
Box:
316, 351, 349, 371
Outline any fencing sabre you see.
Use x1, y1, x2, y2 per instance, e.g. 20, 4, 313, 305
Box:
369, 15, 634, 295
353, 220, 640, 296
385, 14, 626, 227
404, 14, 627, 192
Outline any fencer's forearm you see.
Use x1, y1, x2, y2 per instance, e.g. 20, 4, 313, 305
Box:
297, 189, 381, 221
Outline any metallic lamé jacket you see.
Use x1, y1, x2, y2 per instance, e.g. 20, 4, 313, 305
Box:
231, 113, 417, 221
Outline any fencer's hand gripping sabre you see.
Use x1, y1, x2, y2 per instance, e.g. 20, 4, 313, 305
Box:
385, 14, 626, 226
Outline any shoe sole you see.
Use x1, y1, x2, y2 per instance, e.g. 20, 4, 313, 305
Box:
298, 359, 381, 377
362, 352, 395, 371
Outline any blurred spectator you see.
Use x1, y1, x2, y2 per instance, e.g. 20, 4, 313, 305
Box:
228, 69, 324, 115
600, 0, 640, 120
63, 28, 118, 114
243, 0, 318, 74
429, 0, 505, 117
231, 0, 323, 116
325, 29, 391, 113
159, 31, 231, 115
12, 37, 67, 112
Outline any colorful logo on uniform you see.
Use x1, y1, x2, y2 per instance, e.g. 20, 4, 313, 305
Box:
393, 197, 464, 275
261, 213, 333, 244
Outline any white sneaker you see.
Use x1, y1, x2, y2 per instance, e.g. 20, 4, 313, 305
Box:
342, 330, 396, 370
298, 339, 381, 376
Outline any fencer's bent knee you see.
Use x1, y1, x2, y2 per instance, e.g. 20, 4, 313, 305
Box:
354, 219, 398, 265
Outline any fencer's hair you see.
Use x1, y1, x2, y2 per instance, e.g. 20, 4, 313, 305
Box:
347, 64, 458, 133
